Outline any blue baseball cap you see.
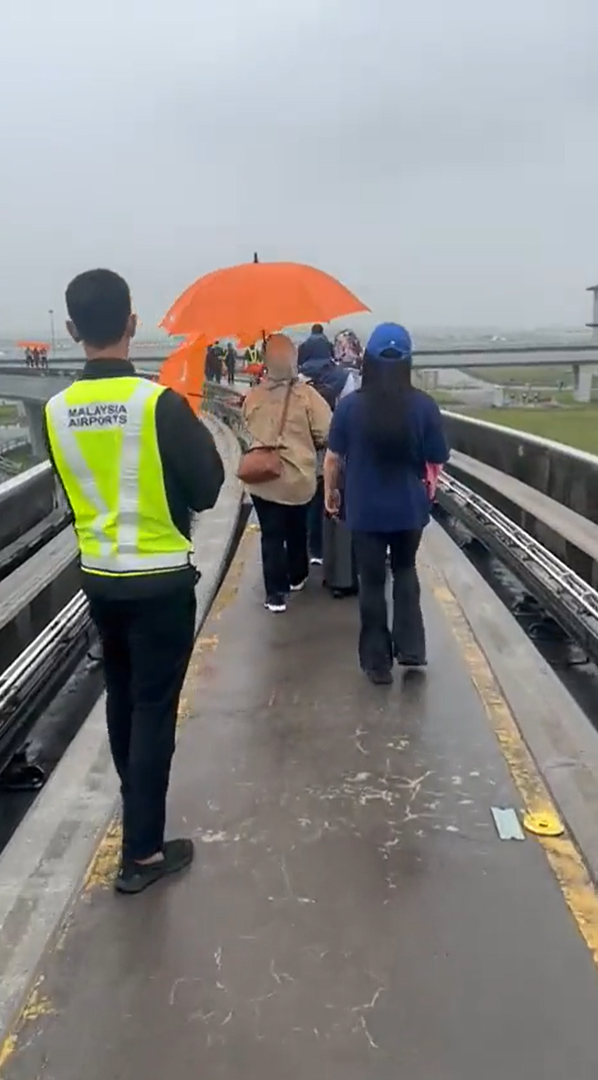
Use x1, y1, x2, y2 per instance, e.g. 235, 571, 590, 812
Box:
366, 322, 412, 361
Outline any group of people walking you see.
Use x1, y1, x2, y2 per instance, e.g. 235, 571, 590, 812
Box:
206, 341, 237, 384
242, 321, 448, 684
43, 268, 447, 898
25, 346, 48, 369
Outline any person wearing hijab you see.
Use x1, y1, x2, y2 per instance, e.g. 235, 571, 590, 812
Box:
333, 328, 362, 368
242, 334, 331, 612
323, 323, 448, 684
299, 332, 351, 566
313, 329, 364, 597
334, 328, 364, 402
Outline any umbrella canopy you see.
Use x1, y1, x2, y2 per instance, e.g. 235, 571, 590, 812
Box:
17, 341, 49, 350
161, 260, 369, 340
162, 268, 222, 331
167, 333, 208, 358
158, 336, 207, 414
235, 330, 263, 349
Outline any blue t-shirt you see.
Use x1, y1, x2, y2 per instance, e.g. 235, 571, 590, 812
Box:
328, 388, 448, 533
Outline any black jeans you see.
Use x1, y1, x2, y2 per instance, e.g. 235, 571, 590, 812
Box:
307, 477, 324, 560
252, 496, 309, 598
353, 530, 425, 673
88, 588, 196, 862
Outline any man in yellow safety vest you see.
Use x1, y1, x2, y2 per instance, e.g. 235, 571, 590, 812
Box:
44, 269, 225, 894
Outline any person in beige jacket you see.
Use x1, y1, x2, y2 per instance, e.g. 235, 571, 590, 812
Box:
242, 334, 331, 612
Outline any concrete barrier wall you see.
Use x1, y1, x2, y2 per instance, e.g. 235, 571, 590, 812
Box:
442, 412, 598, 525
0, 463, 58, 549
0, 558, 80, 672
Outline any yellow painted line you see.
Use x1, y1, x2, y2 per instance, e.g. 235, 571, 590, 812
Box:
83, 818, 123, 892
0, 1037, 16, 1072
0, 980, 53, 1076
424, 564, 598, 966
0, 525, 258, 1077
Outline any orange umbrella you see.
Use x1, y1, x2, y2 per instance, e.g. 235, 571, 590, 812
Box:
235, 330, 262, 349
17, 340, 49, 350
166, 333, 208, 358
158, 336, 207, 414
161, 259, 369, 339
162, 268, 223, 331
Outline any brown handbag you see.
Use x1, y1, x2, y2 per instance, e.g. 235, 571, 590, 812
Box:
237, 382, 293, 485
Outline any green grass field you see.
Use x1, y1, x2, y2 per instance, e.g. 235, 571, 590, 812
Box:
431, 389, 466, 406
0, 404, 18, 425
469, 404, 598, 455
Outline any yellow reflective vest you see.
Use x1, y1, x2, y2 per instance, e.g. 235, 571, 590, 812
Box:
45, 376, 192, 578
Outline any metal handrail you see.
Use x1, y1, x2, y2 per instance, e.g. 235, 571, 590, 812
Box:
0, 591, 93, 769
437, 473, 598, 658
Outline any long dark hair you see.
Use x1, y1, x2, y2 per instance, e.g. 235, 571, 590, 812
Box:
359, 351, 414, 467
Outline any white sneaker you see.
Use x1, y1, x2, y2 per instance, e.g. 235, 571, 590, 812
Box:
264, 596, 287, 613
290, 579, 307, 592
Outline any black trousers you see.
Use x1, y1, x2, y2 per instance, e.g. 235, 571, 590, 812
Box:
252, 496, 309, 598
353, 529, 425, 673
88, 588, 196, 862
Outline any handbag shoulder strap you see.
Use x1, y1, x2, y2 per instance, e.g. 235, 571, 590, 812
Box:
276, 381, 294, 442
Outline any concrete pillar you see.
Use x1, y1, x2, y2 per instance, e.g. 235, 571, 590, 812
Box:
579, 288, 598, 400
23, 402, 46, 460
585, 284, 598, 344
591, 289, 598, 343
492, 385, 505, 408
572, 364, 598, 403
419, 369, 439, 392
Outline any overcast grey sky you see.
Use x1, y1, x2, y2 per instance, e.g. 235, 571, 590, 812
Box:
1, 0, 597, 335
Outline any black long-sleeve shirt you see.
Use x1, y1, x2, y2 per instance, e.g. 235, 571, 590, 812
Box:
43, 358, 225, 599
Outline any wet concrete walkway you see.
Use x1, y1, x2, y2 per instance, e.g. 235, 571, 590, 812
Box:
3, 527, 598, 1079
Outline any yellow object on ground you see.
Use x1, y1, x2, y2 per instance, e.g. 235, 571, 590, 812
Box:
523, 810, 565, 837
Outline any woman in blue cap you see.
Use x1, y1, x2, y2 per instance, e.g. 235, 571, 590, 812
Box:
323, 322, 448, 684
